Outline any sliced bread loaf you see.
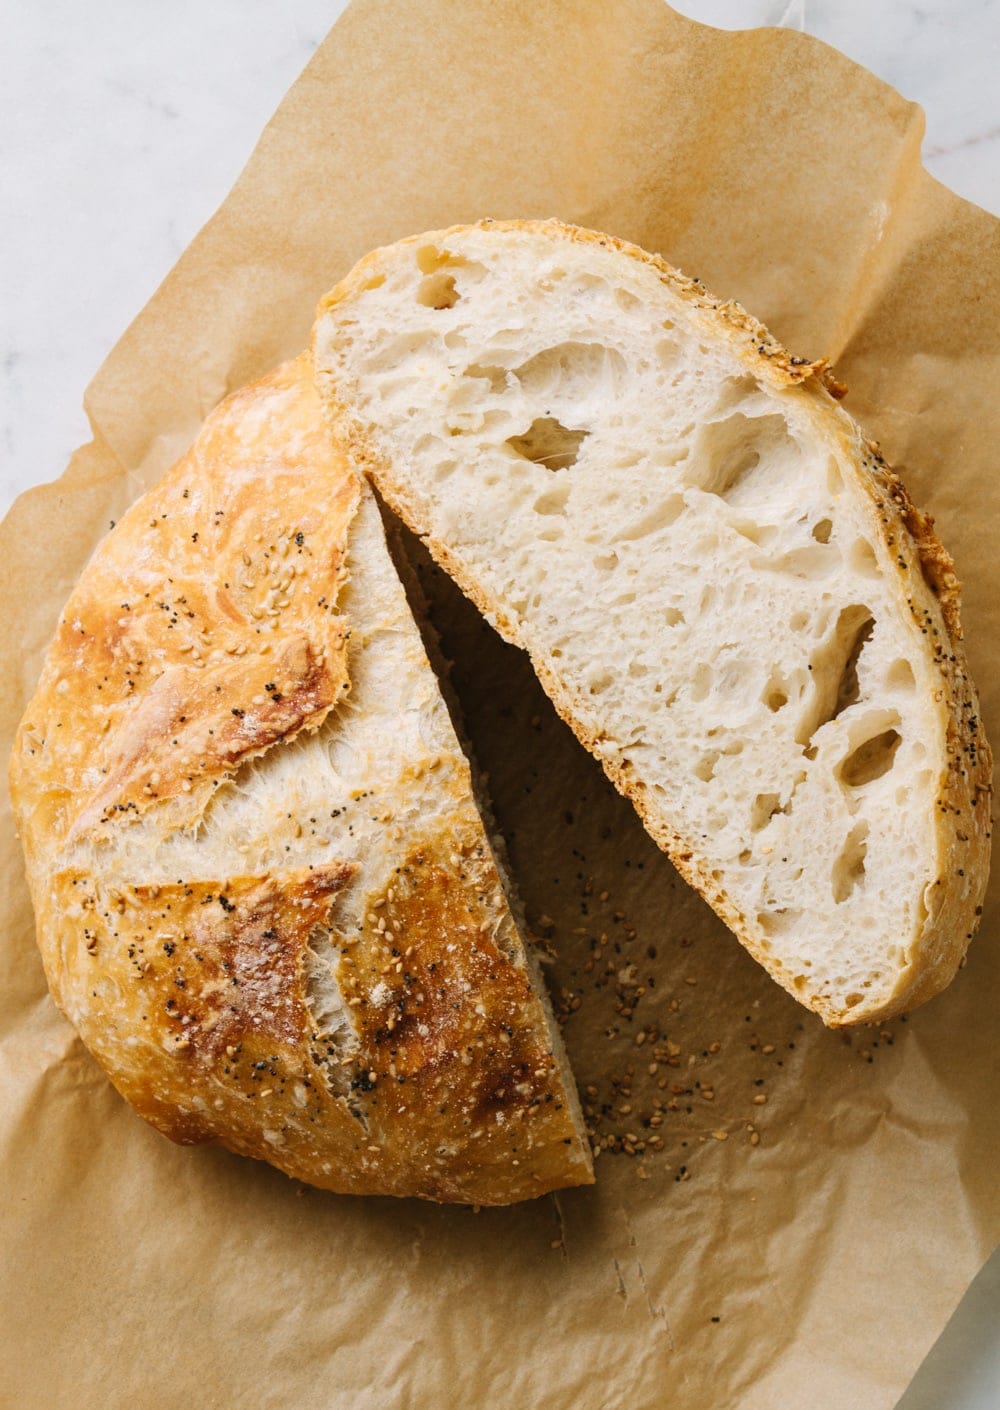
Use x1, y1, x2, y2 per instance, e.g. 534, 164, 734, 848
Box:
9, 354, 592, 1203
313, 220, 992, 1026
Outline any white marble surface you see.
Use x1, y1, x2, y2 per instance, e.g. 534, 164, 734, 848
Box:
675, 0, 1000, 213
2, 2, 998, 1406
3, 0, 1000, 517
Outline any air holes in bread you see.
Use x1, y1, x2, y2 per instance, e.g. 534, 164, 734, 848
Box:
417, 272, 460, 309
732, 518, 778, 549
763, 542, 841, 581
758, 908, 801, 938
613, 495, 685, 541
850, 537, 881, 579
416, 244, 454, 273
512, 341, 626, 399
832, 822, 868, 903
534, 483, 572, 516
811, 518, 833, 543
885, 658, 916, 692
654, 338, 682, 367
507, 417, 589, 471
692, 426, 758, 498
687, 412, 793, 505
694, 752, 719, 782
840, 728, 901, 787
750, 792, 782, 831
415, 245, 481, 308
465, 363, 509, 393
797, 606, 874, 745
664, 607, 685, 626
710, 374, 758, 411
690, 663, 713, 703
833, 612, 874, 715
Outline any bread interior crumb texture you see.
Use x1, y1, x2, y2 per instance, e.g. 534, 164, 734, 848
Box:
314, 224, 991, 1025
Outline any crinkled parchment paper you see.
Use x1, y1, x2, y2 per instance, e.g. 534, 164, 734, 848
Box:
2, 3, 998, 1407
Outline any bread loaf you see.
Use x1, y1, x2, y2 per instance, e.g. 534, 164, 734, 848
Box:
8, 354, 593, 1204
313, 219, 992, 1026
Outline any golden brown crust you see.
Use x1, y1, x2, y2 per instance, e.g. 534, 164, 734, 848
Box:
41, 864, 358, 1145
9, 353, 592, 1203
39, 834, 584, 1201
12, 354, 356, 866
315, 218, 992, 1028
68, 634, 341, 842
336, 832, 589, 1200
843, 440, 992, 1018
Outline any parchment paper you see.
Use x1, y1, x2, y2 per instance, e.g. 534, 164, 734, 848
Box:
2, 4, 998, 1407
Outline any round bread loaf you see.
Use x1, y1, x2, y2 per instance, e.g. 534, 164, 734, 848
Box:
8, 354, 592, 1204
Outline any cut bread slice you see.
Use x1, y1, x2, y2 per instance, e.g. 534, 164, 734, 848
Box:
8, 353, 592, 1204
313, 220, 992, 1027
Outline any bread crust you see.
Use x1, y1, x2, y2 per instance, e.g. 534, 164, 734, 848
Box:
314, 219, 992, 1027
9, 354, 592, 1203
